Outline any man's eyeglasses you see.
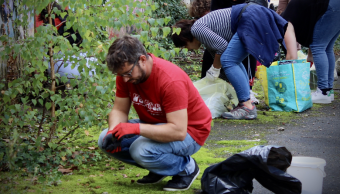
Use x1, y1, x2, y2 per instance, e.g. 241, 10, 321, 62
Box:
116, 60, 138, 77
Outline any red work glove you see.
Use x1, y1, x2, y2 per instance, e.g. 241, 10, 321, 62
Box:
111, 123, 140, 140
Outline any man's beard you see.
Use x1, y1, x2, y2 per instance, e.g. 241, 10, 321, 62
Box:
132, 65, 147, 84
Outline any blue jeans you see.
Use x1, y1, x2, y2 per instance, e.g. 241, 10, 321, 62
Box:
220, 33, 250, 102
309, 0, 340, 90
97, 119, 201, 176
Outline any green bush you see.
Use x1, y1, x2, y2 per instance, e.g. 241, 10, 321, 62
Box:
0, 0, 187, 184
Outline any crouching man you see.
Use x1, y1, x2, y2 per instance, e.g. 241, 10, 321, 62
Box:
97, 36, 211, 191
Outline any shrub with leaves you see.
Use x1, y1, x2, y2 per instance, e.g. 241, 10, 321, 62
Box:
0, 0, 185, 184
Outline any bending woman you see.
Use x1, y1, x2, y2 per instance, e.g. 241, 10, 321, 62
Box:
189, 0, 260, 104
172, 3, 297, 120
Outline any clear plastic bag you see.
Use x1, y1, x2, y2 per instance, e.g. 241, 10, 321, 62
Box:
194, 78, 238, 118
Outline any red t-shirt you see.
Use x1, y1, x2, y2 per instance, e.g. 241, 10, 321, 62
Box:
116, 54, 211, 146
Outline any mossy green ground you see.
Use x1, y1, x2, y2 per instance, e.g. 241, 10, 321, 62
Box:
1, 80, 325, 193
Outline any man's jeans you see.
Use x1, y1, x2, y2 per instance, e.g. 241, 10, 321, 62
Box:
310, 0, 340, 90
221, 33, 251, 103
98, 119, 201, 176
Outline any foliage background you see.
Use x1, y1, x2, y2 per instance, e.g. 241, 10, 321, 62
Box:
0, 0, 190, 189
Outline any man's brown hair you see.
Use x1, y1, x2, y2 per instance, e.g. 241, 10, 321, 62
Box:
106, 36, 148, 74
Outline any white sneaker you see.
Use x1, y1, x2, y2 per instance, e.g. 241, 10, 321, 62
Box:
250, 90, 259, 105
327, 90, 334, 101
312, 88, 331, 104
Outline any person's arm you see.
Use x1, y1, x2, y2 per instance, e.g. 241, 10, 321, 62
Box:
107, 96, 131, 131
276, 0, 289, 15
284, 22, 297, 60
191, 22, 229, 56
213, 54, 222, 69
139, 108, 188, 142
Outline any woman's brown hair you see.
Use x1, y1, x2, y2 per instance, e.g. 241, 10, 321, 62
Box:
189, 0, 211, 18
172, 19, 197, 48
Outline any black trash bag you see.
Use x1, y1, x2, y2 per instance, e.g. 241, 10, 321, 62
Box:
201, 145, 302, 194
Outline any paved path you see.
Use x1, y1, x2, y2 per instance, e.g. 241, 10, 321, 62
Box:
208, 75, 340, 194
253, 78, 340, 193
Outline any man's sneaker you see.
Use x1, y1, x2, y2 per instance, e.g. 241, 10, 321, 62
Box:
222, 103, 257, 120
312, 88, 331, 104
327, 89, 334, 101
250, 90, 259, 105
136, 171, 166, 185
163, 159, 200, 191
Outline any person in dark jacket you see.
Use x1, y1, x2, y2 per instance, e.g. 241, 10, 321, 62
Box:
281, 0, 339, 104
172, 3, 297, 120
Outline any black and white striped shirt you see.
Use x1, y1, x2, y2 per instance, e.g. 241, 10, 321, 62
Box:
191, 8, 234, 56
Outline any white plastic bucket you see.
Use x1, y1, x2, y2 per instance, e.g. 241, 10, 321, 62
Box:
287, 156, 326, 194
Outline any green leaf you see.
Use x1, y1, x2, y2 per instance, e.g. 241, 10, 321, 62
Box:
156, 18, 164, 26
71, 34, 77, 41
164, 16, 172, 25
15, 104, 21, 110
172, 27, 181, 35
16, 87, 23, 94
182, 48, 188, 55
60, 12, 67, 19
50, 95, 56, 102
45, 102, 51, 110
163, 52, 170, 60
170, 50, 176, 57
150, 27, 158, 37
61, 76, 68, 83
147, 18, 155, 26
32, 99, 37, 106
162, 27, 171, 38
174, 48, 180, 54
151, 4, 156, 11
39, 99, 44, 106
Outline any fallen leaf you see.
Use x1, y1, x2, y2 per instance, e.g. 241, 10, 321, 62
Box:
85, 130, 89, 136
123, 174, 128, 178
106, 163, 110, 167
3, 139, 10, 143
88, 147, 96, 150
136, 173, 140, 177
99, 174, 104, 177
119, 167, 125, 170
58, 168, 73, 174
111, 167, 115, 170
95, 186, 101, 189
39, 147, 44, 152
89, 175, 96, 177
61, 156, 66, 161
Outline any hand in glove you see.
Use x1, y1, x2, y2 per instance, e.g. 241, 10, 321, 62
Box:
102, 133, 122, 153
102, 123, 139, 153
206, 65, 221, 82
111, 123, 140, 140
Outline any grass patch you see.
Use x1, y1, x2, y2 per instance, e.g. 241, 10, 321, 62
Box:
211, 140, 267, 158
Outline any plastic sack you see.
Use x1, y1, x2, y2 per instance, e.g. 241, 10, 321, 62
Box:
194, 78, 238, 118
257, 59, 312, 112
201, 145, 302, 194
